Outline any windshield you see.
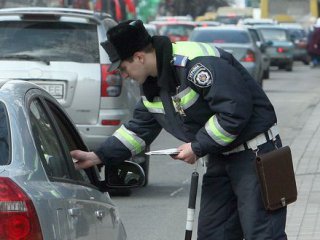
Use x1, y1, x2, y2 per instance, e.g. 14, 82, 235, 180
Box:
0, 102, 9, 165
0, 21, 99, 63
158, 24, 195, 37
191, 30, 250, 44
260, 28, 289, 41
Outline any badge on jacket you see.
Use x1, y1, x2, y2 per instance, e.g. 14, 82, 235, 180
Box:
187, 63, 213, 88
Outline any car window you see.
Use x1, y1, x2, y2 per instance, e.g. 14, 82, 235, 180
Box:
0, 21, 99, 63
249, 29, 260, 42
260, 29, 288, 41
158, 24, 194, 37
0, 101, 9, 165
191, 30, 250, 43
29, 98, 91, 184
44, 99, 91, 183
30, 99, 71, 179
287, 29, 306, 40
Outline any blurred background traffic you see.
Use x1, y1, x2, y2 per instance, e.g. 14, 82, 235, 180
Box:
1, 0, 319, 78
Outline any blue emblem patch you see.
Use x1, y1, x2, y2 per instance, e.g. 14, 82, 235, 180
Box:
187, 63, 213, 88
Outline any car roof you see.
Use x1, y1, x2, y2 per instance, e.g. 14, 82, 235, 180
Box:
279, 23, 304, 29
252, 25, 288, 30
155, 16, 193, 22
193, 25, 249, 31
0, 7, 112, 23
149, 20, 196, 26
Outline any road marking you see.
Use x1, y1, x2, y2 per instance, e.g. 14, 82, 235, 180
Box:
170, 187, 184, 197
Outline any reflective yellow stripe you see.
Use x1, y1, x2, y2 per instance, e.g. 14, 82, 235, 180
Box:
201, 42, 216, 56
172, 42, 217, 59
205, 116, 237, 146
143, 100, 163, 109
180, 89, 198, 107
117, 128, 142, 153
208, 118, 233, 144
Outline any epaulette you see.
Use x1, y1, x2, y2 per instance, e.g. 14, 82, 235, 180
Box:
172, 54, 189, 67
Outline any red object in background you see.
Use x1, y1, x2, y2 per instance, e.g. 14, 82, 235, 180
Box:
114, 0, 122, 21
72, 0, 90, 9
125, 0, 136, 15
95, 0, 102, 11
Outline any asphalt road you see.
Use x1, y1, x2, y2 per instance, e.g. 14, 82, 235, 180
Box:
112, 62, 320, 240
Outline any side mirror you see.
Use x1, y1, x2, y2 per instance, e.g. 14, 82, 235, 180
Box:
105, 161, 145, 188
266, 40, 273, 46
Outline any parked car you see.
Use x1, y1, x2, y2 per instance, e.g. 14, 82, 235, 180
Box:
238, 18, 277, 26
148, 20, 197, 42
0, 7, 150, 186
189, 25, 264, 86
247, 26, 272, 79
0, 79, 145, 240
194, 21, 221, 27
154, 15, 193, 22
253, 25, 295, 71
144, 23, 159, 36
280, 23, 310, 65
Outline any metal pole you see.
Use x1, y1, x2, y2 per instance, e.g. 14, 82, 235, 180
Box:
185, 165, 199, 240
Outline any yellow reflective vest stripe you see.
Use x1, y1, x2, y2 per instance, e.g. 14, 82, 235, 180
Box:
172, 41, 220, 60
205, 115, 237, 146
113, 125, 146, 155
142, 96, 165, 114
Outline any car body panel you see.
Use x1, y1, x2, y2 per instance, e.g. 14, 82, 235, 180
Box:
0, 79, 127, 240
149, 20, 196, 42
253, 25, 294, 70
189, 26, 264, 85
0, 7, 141, 151
280, 23, 310, 64
247, 26, 271, 79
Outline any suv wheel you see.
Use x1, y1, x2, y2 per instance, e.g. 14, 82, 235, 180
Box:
285, 62, 293, 71
263, 67, 270, 79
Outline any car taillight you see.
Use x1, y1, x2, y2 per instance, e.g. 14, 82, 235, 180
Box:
101, 120, 121, 126
277, 47, 287, 53
241, 50, 255, 62
101, 64, 122, 97
0, 177, 43, 240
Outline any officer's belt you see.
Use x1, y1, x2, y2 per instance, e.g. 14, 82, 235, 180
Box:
222, 125, 279, 155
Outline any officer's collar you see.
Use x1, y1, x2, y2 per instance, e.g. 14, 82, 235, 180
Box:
154, 36, 177, 90
142, 36, 177, 101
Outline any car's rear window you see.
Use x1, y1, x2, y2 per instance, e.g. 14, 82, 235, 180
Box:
259, 28, 288, 42
0, 21, 99, 63
0, 101, 9, 165
191, 30, 250, 44
158, 24, 195, 37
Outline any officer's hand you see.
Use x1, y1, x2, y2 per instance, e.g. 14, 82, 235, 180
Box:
171, 143, 198, 164
70, 150, 102, 170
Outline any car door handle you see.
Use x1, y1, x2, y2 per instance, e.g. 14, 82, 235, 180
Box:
95, 210, 106, 220
68, 207, 81, 217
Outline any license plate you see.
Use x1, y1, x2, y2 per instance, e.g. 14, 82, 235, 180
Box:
34, 82, 64, 99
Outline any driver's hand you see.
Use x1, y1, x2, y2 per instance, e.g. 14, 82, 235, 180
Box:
70, 150, 102, 169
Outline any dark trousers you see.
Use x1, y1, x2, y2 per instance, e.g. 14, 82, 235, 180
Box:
198, 138, 287, 240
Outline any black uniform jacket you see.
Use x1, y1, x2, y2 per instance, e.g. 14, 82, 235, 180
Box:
95, 36, 277, 166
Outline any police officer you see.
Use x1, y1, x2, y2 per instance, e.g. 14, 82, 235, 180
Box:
71, 20, 287, 239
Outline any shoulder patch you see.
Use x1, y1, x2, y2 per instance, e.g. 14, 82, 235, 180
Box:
172, 54, 189, 67
187, 63, 213, 88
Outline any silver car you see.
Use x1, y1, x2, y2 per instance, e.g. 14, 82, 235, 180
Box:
0, 7, 150, 186
189, 25, 264, 86
0, 79, 145, 240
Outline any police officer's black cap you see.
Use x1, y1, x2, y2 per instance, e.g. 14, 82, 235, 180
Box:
100, 20, 152, 71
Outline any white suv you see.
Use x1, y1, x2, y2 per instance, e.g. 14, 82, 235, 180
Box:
0, 7, 150, 185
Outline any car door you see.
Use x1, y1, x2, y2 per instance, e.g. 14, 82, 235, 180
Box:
27, 89, 99, 239
32, 90, 124, 240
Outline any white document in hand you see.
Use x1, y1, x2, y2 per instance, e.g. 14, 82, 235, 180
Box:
145, 148, 181, 155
